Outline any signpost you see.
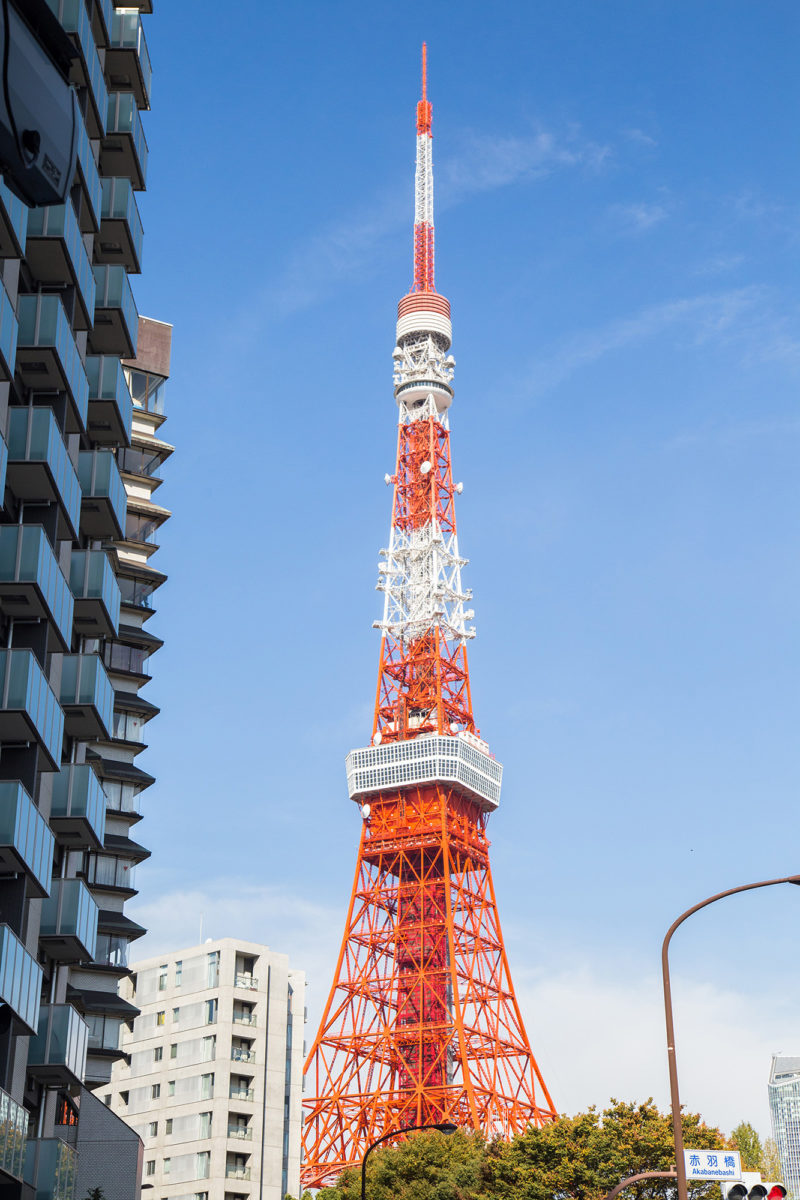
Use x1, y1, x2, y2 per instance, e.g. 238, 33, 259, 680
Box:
684, 1151, 742, 1182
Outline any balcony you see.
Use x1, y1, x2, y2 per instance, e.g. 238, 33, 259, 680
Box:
231, 1047, 255, 1064
227, 1127, 253, 1142
45, 0, 107, 136
6, 408, 82, 540
77, 449, 126, 539
28, 1004, 88, 1085
93, 0, 113, 42
0, 1084, 29, 1182
228, 1087, 254, 1103
234, 973, 258, 991
0, 179, 28, 257
0, 649, 64, 770
85, 852, 137, 894
0, 525, 74, 650
232, 1011, 256, 1028
0, 782, 53, 898
101, 93, 148, 190
26, 204, 97, 329
69, 550, 120, 637
58, 653, 114, 740
98, 178, 143, 273
39, 878, 98, 962
106, 10, 151, 109
86, 356, 133, 446
225, 1168, 251, 1182
23, 1137, 75, 1200
16, 295, 89, 434
74, 117, 101, 232
50, 764, 106, 848
0, 923, 43, 1032
90, 265, 138, 358
0, 278, 16, 382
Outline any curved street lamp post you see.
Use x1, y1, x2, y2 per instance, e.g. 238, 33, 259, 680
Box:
361, 1122, 458, 1200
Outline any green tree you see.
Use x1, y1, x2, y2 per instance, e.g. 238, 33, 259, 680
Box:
731, 1123, 764, 1171
317, 1100, 730, 1200
762, 1139, 784, 1183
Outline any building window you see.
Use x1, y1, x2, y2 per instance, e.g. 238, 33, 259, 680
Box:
207, 951, 220, 988
151, 1084, 160, 1100
103, 1095, 111, 1107
198, 1112, 212, 1138
195, 1152, 210, 1180
167, 1080, 175, 1097
156, 1011, 165, 1026
200, 1073, 214, 1100
172, 1006, 180, 1022
158, 965, 167, 991
165, 1119, 173, 1135
175, 960, 182, 987
148, 1122, 157, 1138
201, 1035, 216, 1061
145, 1162, 155, 1178
163, 1158, 170, 1176
205, 998, 218, 1025
170, 1043, 177, 1059
153, 1046, 163, 1062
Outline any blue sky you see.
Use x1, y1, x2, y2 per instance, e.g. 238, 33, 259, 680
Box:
128, 1, 799, 1137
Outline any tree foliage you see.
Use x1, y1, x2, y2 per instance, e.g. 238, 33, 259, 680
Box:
761, 1139, 783, 1183
731, 1123, 764, 1172
316, 1100, 731, 1200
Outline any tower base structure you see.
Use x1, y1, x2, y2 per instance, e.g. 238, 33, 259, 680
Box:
301, 777, 556, 1188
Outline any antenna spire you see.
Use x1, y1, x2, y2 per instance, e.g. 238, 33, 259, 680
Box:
413, 42, 434, 289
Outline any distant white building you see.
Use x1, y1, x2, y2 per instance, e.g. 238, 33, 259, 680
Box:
768, 1055, 800, 1197
106, 938, 306, 1200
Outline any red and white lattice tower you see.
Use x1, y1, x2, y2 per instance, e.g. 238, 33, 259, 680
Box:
301, 46, 557, 1189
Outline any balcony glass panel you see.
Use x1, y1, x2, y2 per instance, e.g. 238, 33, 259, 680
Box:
104, 93, 148, 187
86, 1012, 122, 1051
0, 525, 74, 647
125, 366, 165, 415
69, 549, 121, 634
77, 449, 127, 537
0, 781, 54, 897
45, 0, 107, 133
86, 355, 133, 440
16, 295, 89, 431
0, 179, 28, 255
6, 409, 82, 538
93, 265, 138, 354
117, 444, 163, 479
58, 654, 114, 739
39, 879, 98, 960
0, 432, 6, 498
0, 924, 43, 1032
100, 779, 141, 814
86, 853, 136, 892
0, 276, 18, 378
26, 204, 96, 323
23, 1137, 76, 1200
0, 1084, 29, 1180
100, 177, 143, 270
74, 118, 101, 229
94, 932, 129, 969
0, 649, 64, 770
28, 1005, 89, 1082
50, 764, 106, 846
117, 575, 155, 610
110, 10, 152, 103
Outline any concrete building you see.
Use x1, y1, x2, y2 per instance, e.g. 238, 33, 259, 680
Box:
106, 940, 306, 1200
0, 6, 170, 1200
768, 1056, 800, 1197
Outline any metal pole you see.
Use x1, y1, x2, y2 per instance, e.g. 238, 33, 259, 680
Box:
662, 875, 800, 1200
361, 1123, 456, 1200
602, 1170, 678, 1200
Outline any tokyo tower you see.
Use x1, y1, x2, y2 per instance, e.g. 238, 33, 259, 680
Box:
301, 46, 557, 1189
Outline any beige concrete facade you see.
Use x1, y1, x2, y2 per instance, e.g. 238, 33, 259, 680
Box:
106, 939, 305, 1200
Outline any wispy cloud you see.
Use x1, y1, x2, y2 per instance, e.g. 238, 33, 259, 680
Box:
610, 201, 670, 234
253, 123, 608, 323
622, 127, 658, 148
665, 417, 800, 451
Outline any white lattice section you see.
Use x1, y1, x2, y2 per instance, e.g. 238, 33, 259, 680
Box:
415, 132, 433, 226
345, 733, 502, 810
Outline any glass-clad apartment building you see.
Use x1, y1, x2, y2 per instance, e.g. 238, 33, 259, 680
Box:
0, 5, 171, 1200
769, 1056, 800, 1199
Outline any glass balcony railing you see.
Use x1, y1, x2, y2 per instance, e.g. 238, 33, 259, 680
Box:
85, 852, 136, 893
0, 923, 43, 1032
6, 408, 82, 539
39, 879, 98, 961
50, 764, 106, 848
94, 931, 129, 970
69, 549, 121, 637
103, 93, 148, 190
85, 355, 133, 445
58, 653, 114, 741
86, 1012, 122, 1052
225, 1167, 251, 1182
0, 432, 6, 499
23, 1137, 76, 1200
0, 781, 54, 898
74, 117, 101, 231
16, 295, 89, 433
234, 973, 258, 990
45, 0, 107, 136
109, 10, 152, 107
26, 204, 97, 328
28, 1004, 88, 1085
0, 179, 28, 257
228, 1087, 254, 1103
77, 449, 127, 539
99, 177, 143, 272
95, 0, 113, 42
92, 264, 138, 358
231, 1047, 255, 1064
232, 1011, 256, 1027
0, 1084, 29, 1181
0, 649, 64, 770
0, 276, 18, 381
0, 525, 74, 649
227, 1127, 253, 1142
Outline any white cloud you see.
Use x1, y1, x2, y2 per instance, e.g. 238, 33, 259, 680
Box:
623, 128, 658, 148
129, 880, 785, 1138
610, 201, 669, 233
